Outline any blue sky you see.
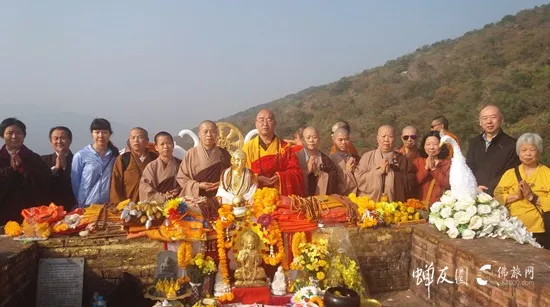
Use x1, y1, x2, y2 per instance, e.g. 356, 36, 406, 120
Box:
1, 0, 548, 136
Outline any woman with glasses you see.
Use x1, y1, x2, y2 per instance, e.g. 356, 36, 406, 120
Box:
71, 118, 120, 208
413, 131, 450, 208
0, 118, 51, 225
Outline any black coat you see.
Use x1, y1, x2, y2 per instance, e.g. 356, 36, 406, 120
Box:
0, 145, 50, 225
466, 131, 520, 196
41, 152, 76, 211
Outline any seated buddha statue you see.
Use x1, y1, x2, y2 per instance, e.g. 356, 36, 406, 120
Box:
216, 148, 257, 207
234, 230, 267, 287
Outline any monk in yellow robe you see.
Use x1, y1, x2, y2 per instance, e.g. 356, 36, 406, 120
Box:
140, 132, 182, 203
242, 109, 304, 196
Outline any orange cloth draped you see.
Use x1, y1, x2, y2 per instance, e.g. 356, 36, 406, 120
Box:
243, 136, 305, 196
330, 141, 359, 156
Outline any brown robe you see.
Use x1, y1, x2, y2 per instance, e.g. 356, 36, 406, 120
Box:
176, 146, 231, 198
41, 152, 76, 211
110, 151, 157, 204
0, 145, 50, 225
140, 157, 182, 203
330, 151, 359, 196
296, 149, 338, 196
354, 149, 416, 202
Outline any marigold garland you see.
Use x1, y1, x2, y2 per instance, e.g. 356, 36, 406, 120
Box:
309, 296, 324, 307
177, 241, 193, 269
217, 292, 234, 302
291, 232, 307, 258
260, 221, 288, 269
5, 221, 22, 236
214, 206, 233, 285
252, 188, 279, 218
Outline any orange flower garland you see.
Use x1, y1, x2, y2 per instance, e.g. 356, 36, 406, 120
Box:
252, 188, 279, 218
309, 296, 324, 307
260, 221, 288, 269
218, 292, 234, 302
177, 241, 193, 268
214, 205, 235, 285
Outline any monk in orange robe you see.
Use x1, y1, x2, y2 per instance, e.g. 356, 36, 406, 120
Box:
242, 109, 304, 196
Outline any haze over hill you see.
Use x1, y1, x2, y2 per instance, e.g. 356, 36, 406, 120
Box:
219, 4, 550, 163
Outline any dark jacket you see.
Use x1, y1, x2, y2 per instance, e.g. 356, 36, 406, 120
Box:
0, 145, 50, 225
466, 130, 520, 196
41, 152, 76, 211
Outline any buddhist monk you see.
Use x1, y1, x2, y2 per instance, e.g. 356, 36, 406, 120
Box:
329, 128, 358, 195
139, 132, 182, 203
242, 109, 304, 196
296, 126, 338, 196
110, 127, 157, 204
354, 125, 416, 201
329, 121, 359, 156
177, 120, 231, 198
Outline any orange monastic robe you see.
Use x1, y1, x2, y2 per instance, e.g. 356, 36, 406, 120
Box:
243, 136, 304, 196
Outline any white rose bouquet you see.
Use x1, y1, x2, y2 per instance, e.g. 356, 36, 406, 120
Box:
428, 190, 540, 247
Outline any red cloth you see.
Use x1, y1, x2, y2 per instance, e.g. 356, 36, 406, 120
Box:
232, 286, 271, 304
413, 157, 451, 206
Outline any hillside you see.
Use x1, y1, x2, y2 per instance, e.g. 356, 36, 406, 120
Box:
218, 4, 550, 163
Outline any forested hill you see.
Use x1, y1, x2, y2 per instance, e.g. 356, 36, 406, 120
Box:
216, 4, 550, 163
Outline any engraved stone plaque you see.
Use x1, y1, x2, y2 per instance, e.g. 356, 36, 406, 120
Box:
36, 258, 84, 307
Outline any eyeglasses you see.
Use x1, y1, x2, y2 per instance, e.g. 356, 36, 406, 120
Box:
402, 135, 417, 141
430, 123, 442, 129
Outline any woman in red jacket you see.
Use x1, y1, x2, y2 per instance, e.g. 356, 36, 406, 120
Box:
413, 131, 451, 208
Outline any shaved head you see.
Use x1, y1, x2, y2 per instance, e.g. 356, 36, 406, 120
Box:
302, 126, 319, 136
378, 125, 394, 135
256, 109, 275, 122
255, 109, 276, 138
302, 126, 320, 150
332, 127, 349, 138
401, 126, 417, 135
377, 125, 395, 153
198, 120, 218, 149
199, 120, 217, 131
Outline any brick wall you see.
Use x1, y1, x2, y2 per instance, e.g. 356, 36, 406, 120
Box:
348, 226, 413, 294
410, 224, 550, 307
0, 238, 38, 307
37, 235, 164, 303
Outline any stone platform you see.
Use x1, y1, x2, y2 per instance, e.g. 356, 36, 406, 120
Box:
2, 224, 550, 306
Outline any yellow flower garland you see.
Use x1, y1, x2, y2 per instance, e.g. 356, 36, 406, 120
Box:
252, 187, 279, 218
291, 232, 307, 258
177, 241, 193, 269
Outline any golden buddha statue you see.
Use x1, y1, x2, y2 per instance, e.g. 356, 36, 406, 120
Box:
234, 230, 267, 287
216, 148, 257, 207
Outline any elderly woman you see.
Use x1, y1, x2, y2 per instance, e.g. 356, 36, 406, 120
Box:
413, 131, 451, 208
494, 133, 550, 249
0, 118, 50, 225
71, 118, 119, 208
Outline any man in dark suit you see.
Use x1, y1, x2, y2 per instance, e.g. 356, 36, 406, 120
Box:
42, 126, 76, 211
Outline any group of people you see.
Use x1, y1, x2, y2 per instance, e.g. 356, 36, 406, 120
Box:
1, 105, 549, 247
